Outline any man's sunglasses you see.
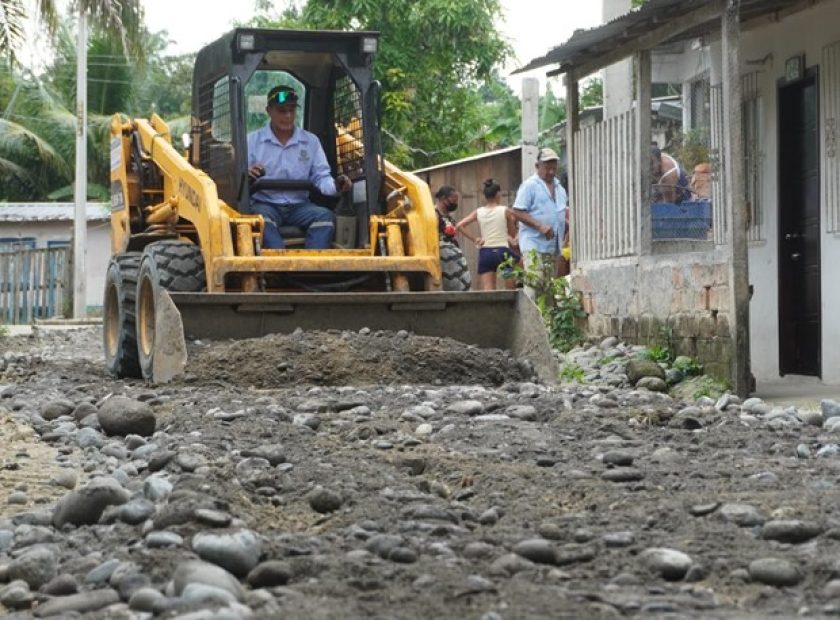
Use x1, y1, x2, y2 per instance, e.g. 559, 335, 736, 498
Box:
270, 90, 298, 105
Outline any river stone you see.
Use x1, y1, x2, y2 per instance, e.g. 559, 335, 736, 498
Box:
76, 427, 105, 449
33, 588, 120, 617
40, 573, 78, 597
307, 486, 343, 513
822, 399, 840, 421
8, 546, 57, 589
40, 399, 74, 421
181, 582, 238, 605
748, 558, 802, 587
446, 400, 485, 416
71, 401, 98, 422
513, 539, 557, 565
246, 561, 292, 588
97, 395, 156, 437
626, 359, 666, 384
171, 560, 245, 601
128, 587, 166, 612
191, 530, 262, 577
143, 476, 173, 501
52, 477, 130, 527
640, 548, 693, 581
760, 520, 822, 544
146, 531, 184, 548
636, 377, 667, 392
720, 503, 765, 527
0, 579, 34, 609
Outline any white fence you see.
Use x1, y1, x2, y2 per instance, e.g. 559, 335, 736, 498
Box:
572, 109, 638, 261
0, 246, 70, 325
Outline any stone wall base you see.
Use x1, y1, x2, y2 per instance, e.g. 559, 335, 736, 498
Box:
571, 255, 733, 382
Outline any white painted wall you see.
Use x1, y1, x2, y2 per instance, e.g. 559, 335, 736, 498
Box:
0, 220, 110, 311
602, 0, 633, 118
738, 1, 840, 383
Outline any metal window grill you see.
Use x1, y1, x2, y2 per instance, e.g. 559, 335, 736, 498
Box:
196, 77, 236, 204
333, 75, 365, 180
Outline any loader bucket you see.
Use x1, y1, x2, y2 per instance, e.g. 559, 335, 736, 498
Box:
152, 290, 559, 385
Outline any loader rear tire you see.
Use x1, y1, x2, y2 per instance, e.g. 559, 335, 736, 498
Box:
103, 253, 142, 378
136, 241, 206, 381
440, 239, 471, 291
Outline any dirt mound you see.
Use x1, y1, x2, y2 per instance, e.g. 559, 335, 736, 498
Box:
185, 329, 536, 387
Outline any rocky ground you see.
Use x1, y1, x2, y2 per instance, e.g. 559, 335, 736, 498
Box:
2, 327, 840, 619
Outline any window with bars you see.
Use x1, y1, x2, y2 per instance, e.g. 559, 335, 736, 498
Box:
333, 75, 365, 180
196, 76, 236, 205
742, 72, 764, 242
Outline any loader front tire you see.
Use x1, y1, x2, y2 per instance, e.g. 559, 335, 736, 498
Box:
103, 253, 142, 378
440, 239, 471, 291
136, 241, 206, 381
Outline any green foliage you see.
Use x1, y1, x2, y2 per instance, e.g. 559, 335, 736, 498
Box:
673, 355, 703, 377
670, 128, 710, 174
636, 345, 670, 364
1, 10, 191, 201
635, 326, 675, 365
579, 77, 603, 109
1, 0, 145, 66
501, 250, 587, 352
0, 321, 7, 337
249, 0, 513, 169
559, 363, 585, 383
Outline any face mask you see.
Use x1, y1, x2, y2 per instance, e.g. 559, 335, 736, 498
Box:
446, 201, 458, 213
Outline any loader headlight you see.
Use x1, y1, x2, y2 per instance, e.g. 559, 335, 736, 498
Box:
361, 37, 377, 54
238, 33, 255, 51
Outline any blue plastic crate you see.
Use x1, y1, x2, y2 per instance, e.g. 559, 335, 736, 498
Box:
652, 200, 712, 240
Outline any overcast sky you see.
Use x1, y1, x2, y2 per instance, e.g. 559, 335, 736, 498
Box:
138, 0, 603, 95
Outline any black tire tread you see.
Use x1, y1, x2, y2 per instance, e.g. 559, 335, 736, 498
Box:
104, 252, 142, 378
440, 239, 471, 292
142, 240, 206, 292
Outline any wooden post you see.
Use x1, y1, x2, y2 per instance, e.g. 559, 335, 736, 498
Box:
722, 0, 751, 397
565, 72, 579, 265
521, 77, 539, 183
635, 49, 652, 255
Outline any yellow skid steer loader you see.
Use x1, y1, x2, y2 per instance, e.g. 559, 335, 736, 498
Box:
103, 28, 557, 384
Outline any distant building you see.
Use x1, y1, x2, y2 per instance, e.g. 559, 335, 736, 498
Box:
0, 203, 110, 312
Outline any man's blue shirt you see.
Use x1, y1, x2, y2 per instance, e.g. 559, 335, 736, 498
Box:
247, 124, 337, 205
513, 173, 567, 255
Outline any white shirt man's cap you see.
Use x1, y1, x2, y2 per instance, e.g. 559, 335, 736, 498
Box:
537, 147, 560, 162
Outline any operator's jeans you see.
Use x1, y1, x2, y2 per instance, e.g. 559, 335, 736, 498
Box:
251, 201, 335, 249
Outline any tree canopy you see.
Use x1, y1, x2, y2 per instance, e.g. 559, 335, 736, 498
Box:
248, 0, 513, 169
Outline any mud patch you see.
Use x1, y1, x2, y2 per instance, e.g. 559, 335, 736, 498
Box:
185, 330, 536, 387
0, 409, 70, 518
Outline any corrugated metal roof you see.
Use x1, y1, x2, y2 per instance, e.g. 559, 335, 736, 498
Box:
0, 202, 110, 222
515, 0, 807, 75
413, 145, 521, 174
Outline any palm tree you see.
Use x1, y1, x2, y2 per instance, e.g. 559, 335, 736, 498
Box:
1, 0, 142, 65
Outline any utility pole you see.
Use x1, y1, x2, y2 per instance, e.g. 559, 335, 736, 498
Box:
521, 78, 539, 181
73, 7, 88, 318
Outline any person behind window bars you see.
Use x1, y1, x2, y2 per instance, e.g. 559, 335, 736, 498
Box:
247, 85, 352, 249
650, 145, 691, 205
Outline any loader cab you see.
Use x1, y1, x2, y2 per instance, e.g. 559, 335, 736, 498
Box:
190, 28, 383, 248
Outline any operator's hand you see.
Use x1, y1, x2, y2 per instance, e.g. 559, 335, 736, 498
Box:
539, 223, 555, 240
248, 164, 266, 181
336, 174, 352, 192
475, 237, 485, 247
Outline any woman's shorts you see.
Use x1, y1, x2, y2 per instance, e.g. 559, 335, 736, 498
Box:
477, 247, 520, 275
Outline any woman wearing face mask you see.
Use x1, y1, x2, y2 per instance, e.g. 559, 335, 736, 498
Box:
434, 185, 460, 244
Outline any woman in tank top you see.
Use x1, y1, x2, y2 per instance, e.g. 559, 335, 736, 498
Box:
454, 178, 521, 290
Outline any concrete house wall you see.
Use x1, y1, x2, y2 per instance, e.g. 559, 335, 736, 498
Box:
0, 204, 111, 312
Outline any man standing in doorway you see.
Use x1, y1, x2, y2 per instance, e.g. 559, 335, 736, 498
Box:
513, 147, 566, 300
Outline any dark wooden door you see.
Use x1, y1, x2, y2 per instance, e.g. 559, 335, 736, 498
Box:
778, 71, 821, 376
